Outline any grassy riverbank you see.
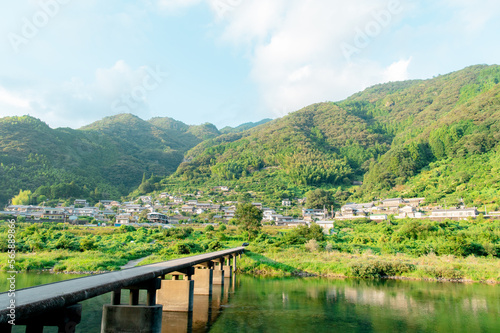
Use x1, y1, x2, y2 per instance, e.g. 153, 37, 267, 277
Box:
1, 218, 499, 283
238, 246, 500, 283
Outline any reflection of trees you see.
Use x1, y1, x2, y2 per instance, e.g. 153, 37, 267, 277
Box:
209, 276, 500, 333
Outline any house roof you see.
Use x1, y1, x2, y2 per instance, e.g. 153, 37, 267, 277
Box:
432, 208, 477, 213
382, 198, 402, 202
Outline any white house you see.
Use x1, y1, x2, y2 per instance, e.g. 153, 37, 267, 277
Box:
116, 214, 132, 224
370, 214, 388, 221
430, 208, 478, 219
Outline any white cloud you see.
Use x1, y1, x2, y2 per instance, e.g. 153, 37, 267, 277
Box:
0, 87, 30, 110
445, 0, 500, 33
0, 61, 166, 128
384, 58, 412, 82
210, 0, 411, 116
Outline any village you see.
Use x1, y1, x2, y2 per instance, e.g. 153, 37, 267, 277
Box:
2, 187, 497, 230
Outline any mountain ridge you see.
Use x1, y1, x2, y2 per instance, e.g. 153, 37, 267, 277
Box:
1, 64, 499, 209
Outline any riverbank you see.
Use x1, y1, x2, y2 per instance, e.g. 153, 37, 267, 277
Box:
1, 220, 499, 283
237, 246, 500, 284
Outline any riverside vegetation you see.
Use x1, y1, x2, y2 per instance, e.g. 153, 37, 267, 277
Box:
1, 216, 499, 283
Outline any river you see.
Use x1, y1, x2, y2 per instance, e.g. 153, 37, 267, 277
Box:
1, 273, 499, 332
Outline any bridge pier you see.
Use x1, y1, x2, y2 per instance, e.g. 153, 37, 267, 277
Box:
11, 304, 82, 333
222, 255, 234, 279
193, 263, 213, 296
101, 278, 163, 333
157, 268, 195, 312
0, 246, 247, 332
233, 254, 237, 272
212, 259, 225, 285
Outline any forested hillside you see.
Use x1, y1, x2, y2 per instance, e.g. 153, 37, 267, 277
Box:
158, 65, 500, 208
2, 65, 499, 209
0, 114, 220, 206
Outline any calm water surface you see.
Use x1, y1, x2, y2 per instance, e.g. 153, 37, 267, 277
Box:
1, 273, 499, 332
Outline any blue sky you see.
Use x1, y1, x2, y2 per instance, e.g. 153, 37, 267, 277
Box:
1, 0, 500, 129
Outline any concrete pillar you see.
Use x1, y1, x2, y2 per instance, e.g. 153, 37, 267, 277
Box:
193, 268, 213, 296
101, 305, 162, 333
212, 268, 224, 285
233, 255, 237, 273
17, 304, 82, 333
223, 265, 233, 279
157, 279, 194, 312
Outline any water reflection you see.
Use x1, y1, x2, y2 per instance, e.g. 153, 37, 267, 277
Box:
2, 273, 499, 333
162, 274, 238, 333
209, 277, 500, 333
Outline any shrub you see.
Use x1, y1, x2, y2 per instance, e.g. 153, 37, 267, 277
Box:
325, 243, 333, 252
173, 243, 191, 254
348, 260, 415, 278
305, 239, 320, 252
208, 241, 222, 251
424, 266, 464, 280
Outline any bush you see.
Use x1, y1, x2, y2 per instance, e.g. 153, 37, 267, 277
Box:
348, 260, 415, 278
305, 239, 320, 252
424, 266, 464, 280
173, 243, 191, 254
208, 241, 222, 251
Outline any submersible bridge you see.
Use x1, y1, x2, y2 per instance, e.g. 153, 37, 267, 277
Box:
0, 246, 246, 332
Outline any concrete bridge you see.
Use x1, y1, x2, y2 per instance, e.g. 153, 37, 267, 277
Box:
0, 246, 246, 332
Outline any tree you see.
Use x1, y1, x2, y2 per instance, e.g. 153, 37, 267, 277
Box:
138, 209, 149, 223
235, 203, 263, 239
305, 189, 335, 209
12, 189, 32, 205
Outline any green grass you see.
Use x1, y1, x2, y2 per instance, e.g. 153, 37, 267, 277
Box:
1, 222, 499, 284
237, 248, 500, 283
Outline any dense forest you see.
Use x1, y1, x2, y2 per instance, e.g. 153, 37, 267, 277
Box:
1, 65, 500, 208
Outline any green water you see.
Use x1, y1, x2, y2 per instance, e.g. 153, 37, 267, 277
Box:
1, 273, 499, 332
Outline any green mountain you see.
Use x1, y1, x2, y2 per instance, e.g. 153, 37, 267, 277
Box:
2, 65, 499, 209
220, 119, 273, 134
159, 65, 500, 208
0, 114, 218, 206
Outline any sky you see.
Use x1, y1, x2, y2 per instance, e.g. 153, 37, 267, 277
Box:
1, 0, 500, 129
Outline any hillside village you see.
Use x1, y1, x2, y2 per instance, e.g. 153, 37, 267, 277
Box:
2, 189, 496, 230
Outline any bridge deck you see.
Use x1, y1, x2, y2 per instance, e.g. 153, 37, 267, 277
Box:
0, 247, 245, 323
